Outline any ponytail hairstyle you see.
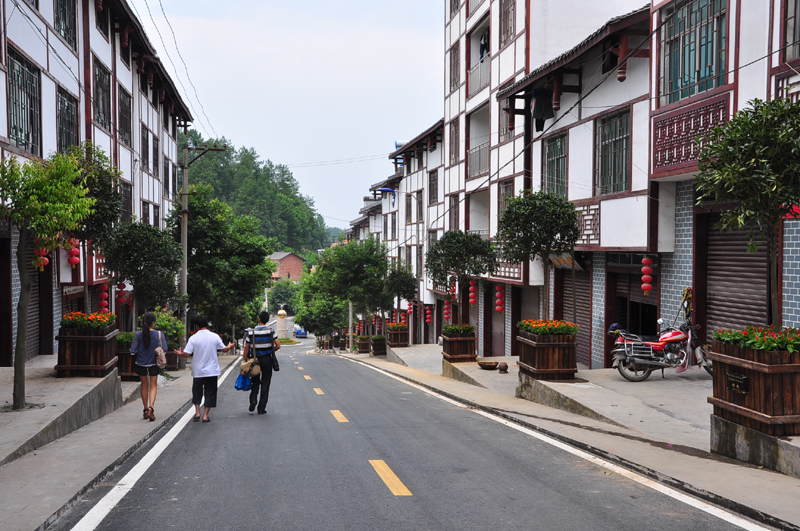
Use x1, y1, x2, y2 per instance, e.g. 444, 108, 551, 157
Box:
141, 312, 157, 349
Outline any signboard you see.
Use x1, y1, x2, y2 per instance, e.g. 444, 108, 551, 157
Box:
548, 253, 584, 271
726, 372, 749, 394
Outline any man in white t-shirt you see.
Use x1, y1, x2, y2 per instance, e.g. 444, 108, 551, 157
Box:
176, 315, 235, 423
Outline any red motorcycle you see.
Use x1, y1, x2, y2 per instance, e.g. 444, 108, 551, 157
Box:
607, 305, 712, 382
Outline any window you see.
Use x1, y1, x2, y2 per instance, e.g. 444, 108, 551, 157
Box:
416, 246, 423, 277
449, 42, 460, 93
23, 0, 37, 7
595, 110, 630, 195
94, 59, 111, 130
121, 43, 131, 68
406, 193, 412, 224
141, 202, 150, 225
8, 48, 41, 157
140, 73, 148, 97
406, 246, 412, 267
406, 154, 413, 175
428, 170, 439, 205
449, 195, 460, 230
391, 212, 397, 239
121, 182, 133, 221
153, 205, 160, 228
173, 164, 179, 199
153, 136, 159, 179
499, 98, 512, 143
428, 231, 439, 250
118, 87, 132, 146
417, 150, 423, 169
450, 0, 459, 18
96, 3, 109, 38
449, 118, 460, 165
542, 134, 567, 197
384, 214, 389, 239
499, 0, 515, 46
163, 160, 170, 196
416, 191, 424, 223
55, 0, 77, 49
660, 0, 726, 105
788, 0, 800, 62
57, 87, 78, 154
141, 128, 149, 172
498, 179, 514, 216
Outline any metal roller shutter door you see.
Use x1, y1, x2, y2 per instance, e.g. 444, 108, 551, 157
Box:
24, 241, 40, 360
705, 214, 768, 344
562, 271, 591, 367
520, 287, 539, 321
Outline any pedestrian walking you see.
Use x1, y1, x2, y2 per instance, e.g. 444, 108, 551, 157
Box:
243, 311, 281, 414
176, 315, 236, 423
130, 312, 168, 422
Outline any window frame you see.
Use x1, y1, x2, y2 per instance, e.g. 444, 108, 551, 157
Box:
7, 47, 42, 157
787, 0, 800, 62
141, 127, 149, 173
153, 204, 160, 228
542, 133, 568, 197
449, 118, 460, 166
118, 85, 132, 147
57, 86, 79, 154
152, 135, 160, 180
93, 57, 111, 131
449, 194, 460, 231
449, 42, 460, 93
55, 0, 77, 49
141, 201, 150, 225
428, 170, 439, 205
499, 0, 516, 47
498, 179, 514, 217
594, 109, 631, 196
416, 191, 424, 223
406, 193, 413, 224
120, 182, 133, 221
96, 3, 109, 39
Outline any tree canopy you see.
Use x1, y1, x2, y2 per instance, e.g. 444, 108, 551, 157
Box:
695, 97, 800, 326
292, 272, 348, 337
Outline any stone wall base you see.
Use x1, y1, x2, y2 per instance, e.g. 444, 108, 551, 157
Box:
442, 359, 485, 388
710, 414, 800, 479
515, 371, 618, 425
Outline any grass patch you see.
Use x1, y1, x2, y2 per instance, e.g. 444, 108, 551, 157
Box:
278, 337, 299, 345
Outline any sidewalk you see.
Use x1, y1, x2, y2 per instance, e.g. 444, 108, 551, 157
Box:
0, 354, 239, 531
346, 344, 800, 531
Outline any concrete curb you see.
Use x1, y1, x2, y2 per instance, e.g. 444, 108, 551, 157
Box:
36, 356, 240, 531
341, 355, 800, 531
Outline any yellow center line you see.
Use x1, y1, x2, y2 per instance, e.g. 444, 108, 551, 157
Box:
313, 388, 324, 395
304, 375, 311, 380
298, 367, 304, 370
330, 410, 349, 422
294, 362, 299, 364
369, 460, 412, 496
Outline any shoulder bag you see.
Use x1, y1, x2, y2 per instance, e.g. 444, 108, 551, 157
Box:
240, 329, 261, 377
155, 331, 167, 369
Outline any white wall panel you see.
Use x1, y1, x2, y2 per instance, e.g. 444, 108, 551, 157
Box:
657, 181, 676, 253
568, 125, 593, 201
7, 14, 47, 67
600, 195, 648, 248
737, 1, 769, 106
631, 100, 649, 192
40, 76, 57, 156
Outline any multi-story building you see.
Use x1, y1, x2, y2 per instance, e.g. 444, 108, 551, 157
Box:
0, 0, 193, 366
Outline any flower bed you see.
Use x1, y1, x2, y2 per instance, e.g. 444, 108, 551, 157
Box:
357, 335, 370, 354
442, 324, 476, 362
370, 335, 386, 356
387, 323, 409, 347
708, 326, 800, 436
516, 320, 577, 380
442, 323, 475, 337
116, 331, 139, 382
56, 312, 119, 378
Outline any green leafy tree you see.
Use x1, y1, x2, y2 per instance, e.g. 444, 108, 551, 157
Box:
0, 154, 93, 410
695, 97, 800, 326
425, 230, 496, 323
167, 183, 275, 334
269, 279, 300, 315
385, 262, 418, 320
496, 191, 579, 320
102, 221, 182, 311
66, 142, 123, 305
293, 273, 348, 337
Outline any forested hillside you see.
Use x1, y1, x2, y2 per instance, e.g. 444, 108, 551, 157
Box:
180, 130, 337, 252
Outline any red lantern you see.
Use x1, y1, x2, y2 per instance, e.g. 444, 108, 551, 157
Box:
642, 283, 653, 295
98, 300, 109, 309
641, 257, 654, 296
117, 282, 126, 290
496, 306, 504, 312
496, 291, 505, 299
642, 257, 653, 266
99, 308, 109, 314
496, 299, 505, 307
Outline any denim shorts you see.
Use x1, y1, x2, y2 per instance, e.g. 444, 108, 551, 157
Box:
135, 364, 159, 377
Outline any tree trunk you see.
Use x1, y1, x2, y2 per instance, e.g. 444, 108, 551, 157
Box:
769, 221, 781, 328
541, 257, 551, 321
82, 241, 89, 312
13, 226, 31, 410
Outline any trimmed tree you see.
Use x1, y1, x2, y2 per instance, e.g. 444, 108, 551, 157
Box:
293, 273, 348, 338
0, 154, 93, 410
385, 262, 418, 320
424, 230, 496, 323
695, 97, 800, 327
496, 190, 579, 320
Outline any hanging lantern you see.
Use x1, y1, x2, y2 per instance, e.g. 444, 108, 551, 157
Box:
99, 308, 109, 314
35, 255, 49, 271
641, 256, 654, 296
469, 280, 477, 305
425, 305, 432, 324
495, 284, 505, 312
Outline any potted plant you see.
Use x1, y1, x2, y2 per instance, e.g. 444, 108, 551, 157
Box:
441, 323, 477, 362
55, 311, 119, 377
357, 335, 370, 354
370, 334, 386, 356
516, 319, 578, 380
116, 331, 138, 381
708, 326, 800, 437
387, 323, 409, 347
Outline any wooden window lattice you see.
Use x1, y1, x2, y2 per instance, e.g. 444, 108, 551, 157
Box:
653, 96, 728, 169
57, 86, 78, 154
543, 134, 567, 197
94, 59, 111, 130
118, 87, 132, 146
55, 0, 77, 49
576, 204, 601, 246
8, 48, 42, 157
595, 110, 630, 195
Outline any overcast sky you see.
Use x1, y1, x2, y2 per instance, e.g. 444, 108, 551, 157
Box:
129, 0, 444, 230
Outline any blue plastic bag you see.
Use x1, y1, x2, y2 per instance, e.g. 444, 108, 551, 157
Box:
234, 374, 252, 391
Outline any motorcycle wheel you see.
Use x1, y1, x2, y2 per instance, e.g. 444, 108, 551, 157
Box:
697, 345, 713, 376
617, 359, 652, 382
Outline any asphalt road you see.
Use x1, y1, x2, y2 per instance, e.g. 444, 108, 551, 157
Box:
52, 341, 753, 531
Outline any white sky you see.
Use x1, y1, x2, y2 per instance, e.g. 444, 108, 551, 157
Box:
129, 0, 444, 230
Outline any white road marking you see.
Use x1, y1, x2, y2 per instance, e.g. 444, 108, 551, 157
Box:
340, 356, 772, 531
70, 361, 240, 531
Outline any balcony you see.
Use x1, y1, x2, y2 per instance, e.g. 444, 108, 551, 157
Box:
468, 58, 490, 99
467, 141, 489, 179
467, 229, 490, 240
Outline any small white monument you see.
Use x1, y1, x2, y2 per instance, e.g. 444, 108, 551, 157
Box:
276, 308, 288, 338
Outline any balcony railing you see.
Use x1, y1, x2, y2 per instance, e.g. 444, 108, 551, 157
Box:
467, 229, 490, 240
468, 58, 490, 98
467, 141, 489, 179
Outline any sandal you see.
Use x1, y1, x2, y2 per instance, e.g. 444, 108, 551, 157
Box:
143, 408, 150, 420
193, 415, 201, 422
148, 407, 155, 422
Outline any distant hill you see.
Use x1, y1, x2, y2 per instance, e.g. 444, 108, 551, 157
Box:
325, 227, 345, 246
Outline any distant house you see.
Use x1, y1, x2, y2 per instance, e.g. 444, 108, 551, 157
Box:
270, 252, 306, 282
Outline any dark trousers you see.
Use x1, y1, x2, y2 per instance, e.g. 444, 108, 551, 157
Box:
249, 356, 274, 413
192, 376, 218, 408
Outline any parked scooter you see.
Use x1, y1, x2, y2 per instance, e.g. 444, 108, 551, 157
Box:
607, 298, 712, 382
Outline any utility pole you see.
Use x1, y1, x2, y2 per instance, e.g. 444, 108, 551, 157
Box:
178, 139, 227, 350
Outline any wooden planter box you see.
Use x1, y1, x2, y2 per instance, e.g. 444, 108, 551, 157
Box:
116, 344, 138, 381
517, 331, 576, 380
442, 333, 476, 362
323, 340, 330, 350
357, 339, 370, 354
388, 330, 409, 348
55, 326, 119, 378
371, 338, 386, 356
331, 336, 340, 349
707, 340, 800, 436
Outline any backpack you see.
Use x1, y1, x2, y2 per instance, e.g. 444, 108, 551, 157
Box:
247, 327, 275, 357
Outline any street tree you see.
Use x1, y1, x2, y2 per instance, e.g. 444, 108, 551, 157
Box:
293, 273, 348, 338
102, 221, 182, 311
167, 183, 275, 333
385, 262, 418, 321
695, 97, 800, 326
496, 190, 580, 320
0, 154, 93, 410
425, 230, 496, 323
66, 142, 123, 306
